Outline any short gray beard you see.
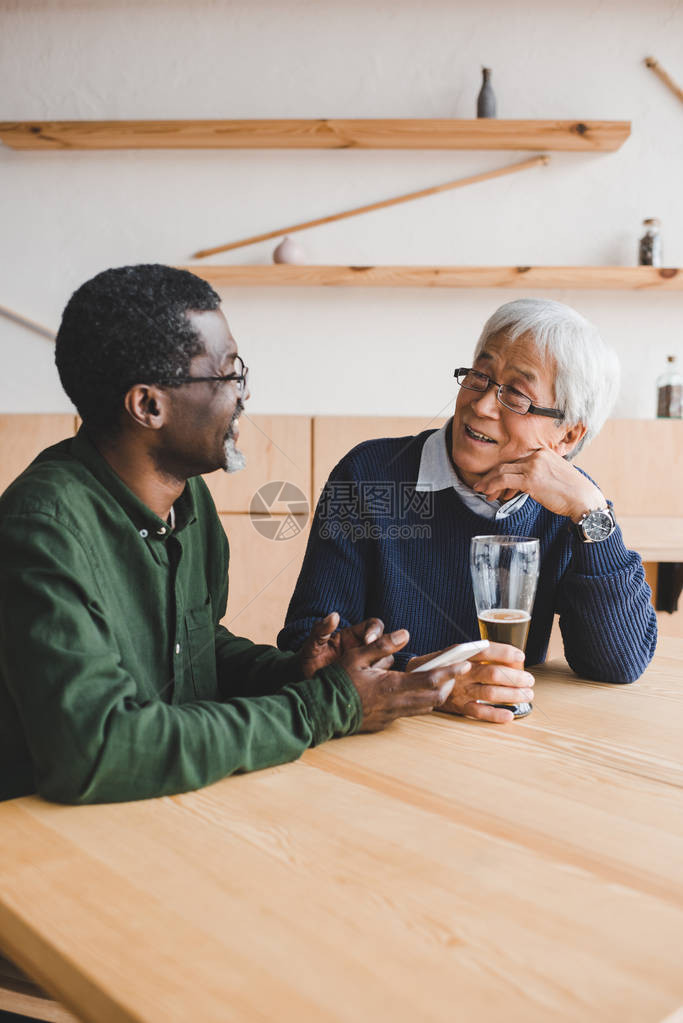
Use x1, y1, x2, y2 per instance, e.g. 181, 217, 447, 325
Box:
223, 435, 247, 474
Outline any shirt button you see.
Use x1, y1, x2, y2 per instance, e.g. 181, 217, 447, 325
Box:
175, 643, 181, 655
139, 528, 149, 538
157, 526, 167, 535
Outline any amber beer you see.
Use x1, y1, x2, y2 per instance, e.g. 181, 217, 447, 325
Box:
470, 535, 540, 719
479, 608, 533, 716
477, 608, 531, 650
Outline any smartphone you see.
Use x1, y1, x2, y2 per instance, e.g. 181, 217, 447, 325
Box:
410, 639, 489, 672
487, 702, 533, 719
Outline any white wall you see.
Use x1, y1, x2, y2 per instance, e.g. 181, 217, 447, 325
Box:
2, 0, 683, 420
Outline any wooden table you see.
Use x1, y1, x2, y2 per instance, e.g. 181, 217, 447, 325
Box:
1, 640, 682, 1023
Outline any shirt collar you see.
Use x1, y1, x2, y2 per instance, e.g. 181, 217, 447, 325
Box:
415, 418, 529, 520
71, 427, 197, 538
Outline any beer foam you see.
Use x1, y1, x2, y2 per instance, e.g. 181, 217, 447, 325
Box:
479, 608, 531, 622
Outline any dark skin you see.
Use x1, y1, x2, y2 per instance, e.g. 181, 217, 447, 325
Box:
94, 307, 468, 731
97, 308, 246, 519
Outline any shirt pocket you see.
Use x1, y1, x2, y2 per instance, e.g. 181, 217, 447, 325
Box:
184, 599, 218, 700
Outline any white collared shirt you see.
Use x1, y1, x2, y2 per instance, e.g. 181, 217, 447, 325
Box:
415, 420, 529, 520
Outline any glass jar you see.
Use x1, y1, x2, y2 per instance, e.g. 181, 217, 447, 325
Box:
657, 355, 682, 419
639, 218, 662, 267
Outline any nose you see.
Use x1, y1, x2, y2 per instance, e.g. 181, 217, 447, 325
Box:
469, 381, 500, 417
241, 373, 252, 403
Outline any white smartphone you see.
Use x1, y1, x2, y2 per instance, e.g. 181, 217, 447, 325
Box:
410, 639, 489, 672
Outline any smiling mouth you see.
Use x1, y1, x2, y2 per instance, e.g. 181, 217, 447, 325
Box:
465, 424, 497, 444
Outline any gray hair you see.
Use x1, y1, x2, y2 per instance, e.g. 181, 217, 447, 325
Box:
473, 298, 620, 458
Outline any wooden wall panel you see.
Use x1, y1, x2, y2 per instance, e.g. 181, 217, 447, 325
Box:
0, 415, 679, 643
312, 415, 448, 500
219, 514, 310, 646
203, 415, 310, 513
619, 516, 683, 562
0, 414, 77, 495
656, 604, 683, 640
577, 419, 682, 516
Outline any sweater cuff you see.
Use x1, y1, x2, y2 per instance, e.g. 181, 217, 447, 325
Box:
570, 524, 635, 577
295, 663, 363, 745
391, 649, 414, 671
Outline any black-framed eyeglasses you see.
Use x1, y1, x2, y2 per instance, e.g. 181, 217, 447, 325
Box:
453, 367, 564, 420
157, 356, 249, 395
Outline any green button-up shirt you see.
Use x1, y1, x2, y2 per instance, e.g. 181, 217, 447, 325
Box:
0, 429, 361, 803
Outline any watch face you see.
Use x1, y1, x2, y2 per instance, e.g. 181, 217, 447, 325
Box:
583, 509, 614, 541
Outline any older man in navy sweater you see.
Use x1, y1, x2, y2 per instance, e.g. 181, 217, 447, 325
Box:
279, 298, 657, 723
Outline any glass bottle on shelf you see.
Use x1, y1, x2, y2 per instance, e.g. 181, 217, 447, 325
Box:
656, 355, 682, 419
639, 218, 662, 267
476, 68, 497, 118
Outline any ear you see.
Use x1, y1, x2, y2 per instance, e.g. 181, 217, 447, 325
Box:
553, 421, 587, 457
123, 384, 168, 431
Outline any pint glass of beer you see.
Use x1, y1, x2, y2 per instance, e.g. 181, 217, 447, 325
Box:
469, 535, 540, 718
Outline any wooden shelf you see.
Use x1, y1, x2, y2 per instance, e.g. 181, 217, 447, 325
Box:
0, 119, 630, 152
179, 265, 683, 290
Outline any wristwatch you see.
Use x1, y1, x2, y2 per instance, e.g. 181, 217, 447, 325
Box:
571, 506, 616, 543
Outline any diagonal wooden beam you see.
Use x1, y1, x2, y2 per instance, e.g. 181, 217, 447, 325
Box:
0, 303, 55, 341
644, 56, 683, 107
192, 154, 550, 259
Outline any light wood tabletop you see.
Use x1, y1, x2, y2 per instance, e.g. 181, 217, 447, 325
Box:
1, 639, 682, 1023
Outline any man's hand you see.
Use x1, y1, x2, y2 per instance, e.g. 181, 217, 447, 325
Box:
472, 447, 606, 522
339, 629, 469, 732
407, 642, 535, 724
298, 611, 385, 679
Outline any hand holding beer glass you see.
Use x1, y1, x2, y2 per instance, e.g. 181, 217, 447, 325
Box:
470, 535, 540, 718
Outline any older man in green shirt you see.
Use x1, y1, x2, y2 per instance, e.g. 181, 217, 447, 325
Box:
0, 265, 529, 804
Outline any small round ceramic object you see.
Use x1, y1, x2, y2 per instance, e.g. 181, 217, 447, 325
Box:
273, 236, 308, 264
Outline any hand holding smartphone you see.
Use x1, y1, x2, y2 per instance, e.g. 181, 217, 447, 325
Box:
409, 639, 489, 673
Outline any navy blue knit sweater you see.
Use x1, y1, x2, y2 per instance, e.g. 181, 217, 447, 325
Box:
278, 429, 657, 683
